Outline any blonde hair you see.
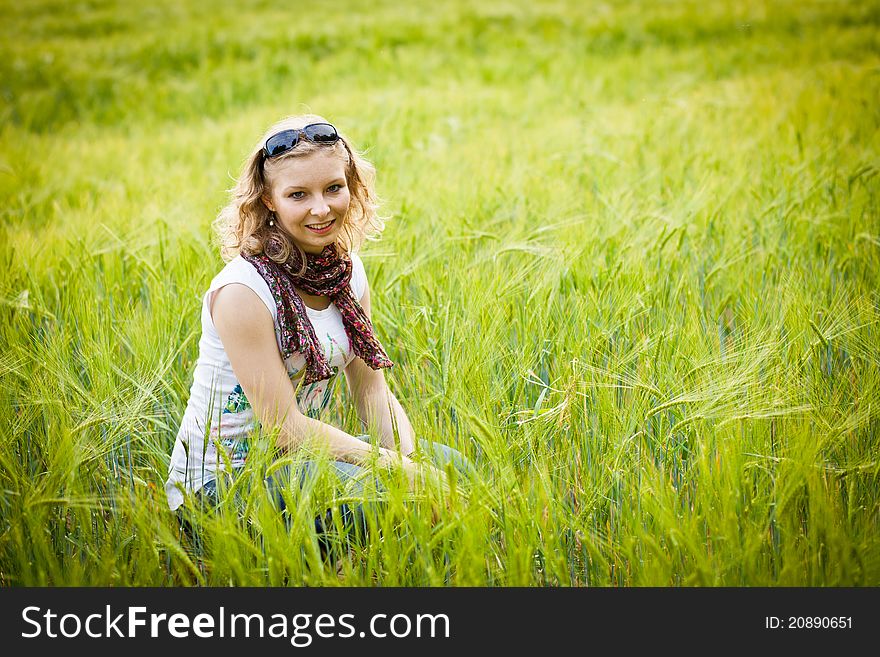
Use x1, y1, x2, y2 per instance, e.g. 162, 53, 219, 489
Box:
214, 114, 384, 265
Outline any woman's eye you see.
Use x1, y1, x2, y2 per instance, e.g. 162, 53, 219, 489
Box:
327, 184, 343, 193
289, 191, 305, 199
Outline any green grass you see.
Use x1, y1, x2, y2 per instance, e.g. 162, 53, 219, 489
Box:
1, 0, 878, 586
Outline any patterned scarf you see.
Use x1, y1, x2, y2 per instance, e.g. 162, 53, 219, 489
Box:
242, 244, 393, 385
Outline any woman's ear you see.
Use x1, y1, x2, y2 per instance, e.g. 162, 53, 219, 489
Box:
262, 194, 275, 213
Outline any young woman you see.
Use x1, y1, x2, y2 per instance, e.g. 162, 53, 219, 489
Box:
164, 114, 464, 522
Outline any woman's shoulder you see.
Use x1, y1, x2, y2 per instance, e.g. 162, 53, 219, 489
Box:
209, 254, 265, 289
205, 254, 276, 318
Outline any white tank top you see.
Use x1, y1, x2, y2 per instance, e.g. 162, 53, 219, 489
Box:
164, 252, 368, 510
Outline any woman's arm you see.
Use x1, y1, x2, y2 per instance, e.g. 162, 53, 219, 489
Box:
212, 282, 410, 470
344, 283, 416, 456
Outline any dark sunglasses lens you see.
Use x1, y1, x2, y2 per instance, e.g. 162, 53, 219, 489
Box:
304, 123, 339, 143
265, 130, 299, 156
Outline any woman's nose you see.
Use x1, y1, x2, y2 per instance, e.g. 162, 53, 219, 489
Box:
310, 197, 330, 217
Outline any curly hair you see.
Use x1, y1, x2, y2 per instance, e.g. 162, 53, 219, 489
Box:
213, 114, 385, 268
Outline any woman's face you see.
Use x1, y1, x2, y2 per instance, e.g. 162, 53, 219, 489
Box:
263, 149, 351, 254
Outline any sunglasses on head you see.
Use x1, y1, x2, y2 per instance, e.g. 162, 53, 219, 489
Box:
262, 122, 340, 158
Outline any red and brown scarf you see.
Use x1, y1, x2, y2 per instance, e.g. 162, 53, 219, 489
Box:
243, 244, 393, 385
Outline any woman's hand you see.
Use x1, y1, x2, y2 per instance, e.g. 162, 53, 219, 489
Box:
399, 455, 450, 493
399, 456, 456, 524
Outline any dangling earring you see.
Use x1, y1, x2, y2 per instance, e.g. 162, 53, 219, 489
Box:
269, 219, 274, 227
268, 212, 275, 227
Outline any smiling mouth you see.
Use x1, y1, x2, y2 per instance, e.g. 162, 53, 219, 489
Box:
306, 219, 336, 234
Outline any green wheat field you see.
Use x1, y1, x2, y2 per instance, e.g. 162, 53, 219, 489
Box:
1, 0, 878, 586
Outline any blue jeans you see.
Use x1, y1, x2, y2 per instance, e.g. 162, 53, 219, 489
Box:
198, 437, 472, 547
